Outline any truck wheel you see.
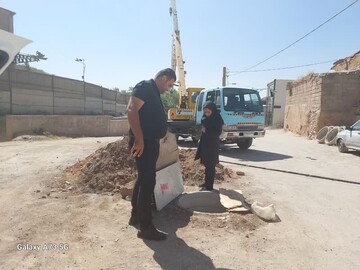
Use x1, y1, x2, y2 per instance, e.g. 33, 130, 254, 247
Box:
337, 139, 348, 153
236, 138, 253, 150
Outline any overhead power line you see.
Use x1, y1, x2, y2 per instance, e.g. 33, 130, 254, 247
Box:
240, 0, 359, 73
229, 59, 337, 74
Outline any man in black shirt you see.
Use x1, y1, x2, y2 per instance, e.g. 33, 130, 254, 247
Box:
127, 68, 176, 241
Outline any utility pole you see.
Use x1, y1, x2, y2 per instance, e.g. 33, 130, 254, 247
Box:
222, 67, 227, 86
75, 58, 86, 113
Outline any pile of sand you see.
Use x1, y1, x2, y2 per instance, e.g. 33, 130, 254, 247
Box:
61, 137, 238, 198
179, 148, 235, 186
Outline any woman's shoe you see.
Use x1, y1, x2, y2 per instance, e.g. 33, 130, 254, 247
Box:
128, 214, 139, 226
200, 187, 213, 191
199, 187, 213, 191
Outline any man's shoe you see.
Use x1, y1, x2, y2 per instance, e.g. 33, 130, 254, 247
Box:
128, 215, 139, 226
198, 183, 206, 188
137, 225, 167, 241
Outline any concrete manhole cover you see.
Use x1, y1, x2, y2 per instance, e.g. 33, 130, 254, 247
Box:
177, 191, 228, 214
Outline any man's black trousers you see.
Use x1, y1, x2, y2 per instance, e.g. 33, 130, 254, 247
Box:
129, 138, 159, 230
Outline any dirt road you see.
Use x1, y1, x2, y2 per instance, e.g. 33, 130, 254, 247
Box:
0, 130, 359, 269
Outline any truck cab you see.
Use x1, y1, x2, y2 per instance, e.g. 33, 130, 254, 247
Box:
194, 87, 265, 149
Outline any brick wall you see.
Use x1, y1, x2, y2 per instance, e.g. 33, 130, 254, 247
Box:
320, 71, 360, 127
284, 70, 360, 138
331, 51, 360, 71
284, 73, 322, 138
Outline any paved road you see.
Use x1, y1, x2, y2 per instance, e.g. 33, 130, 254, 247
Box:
219, 129, 360, 184
1, 133, 359, 269
180, 129, 360, 269
221, 129, 360, 269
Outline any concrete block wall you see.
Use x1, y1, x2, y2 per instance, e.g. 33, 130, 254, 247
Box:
53, 76, 84, 114
11, 69, 54, 114
102, 88, 117, 115
0, 68, 130, 116
0, 116, 6, 141
0, 69, 10, 114
85, 83, 102, 114
4, 115, 129, 140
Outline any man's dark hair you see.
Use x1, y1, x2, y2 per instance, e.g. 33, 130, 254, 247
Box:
155, 68, 176, 81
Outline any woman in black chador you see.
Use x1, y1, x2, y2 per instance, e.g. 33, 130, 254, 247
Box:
195, 101, 224, 191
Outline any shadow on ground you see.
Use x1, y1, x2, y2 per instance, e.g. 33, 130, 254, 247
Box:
219, 147, 293, 162
141, 203, 235, 270
348, 150, 360, 157
177, 138, 292, 162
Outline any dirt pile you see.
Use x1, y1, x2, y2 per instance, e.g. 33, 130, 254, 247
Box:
179, 148, 235, 186
61, 138, 238, 197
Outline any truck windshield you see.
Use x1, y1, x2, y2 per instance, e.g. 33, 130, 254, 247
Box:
223, 88, 263, 112
191, 92, 200, 104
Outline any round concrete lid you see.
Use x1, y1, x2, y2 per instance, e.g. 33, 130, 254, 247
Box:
177, 191, 228, 214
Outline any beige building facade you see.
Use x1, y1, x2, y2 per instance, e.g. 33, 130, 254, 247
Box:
265, 79, 293, 127
0, 7, 15, 33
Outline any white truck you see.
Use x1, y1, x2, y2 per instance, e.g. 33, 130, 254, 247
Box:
169, 86, 266, 150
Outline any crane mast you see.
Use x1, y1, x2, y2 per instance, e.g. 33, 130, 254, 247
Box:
170, 0, 187, 102
167, 0, 203, 124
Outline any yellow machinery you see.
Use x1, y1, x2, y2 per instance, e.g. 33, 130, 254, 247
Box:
168, 0, 203, 121
168, 87, 203, 120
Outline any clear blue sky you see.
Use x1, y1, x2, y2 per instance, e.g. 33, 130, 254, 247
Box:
2, 0, 360, 95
